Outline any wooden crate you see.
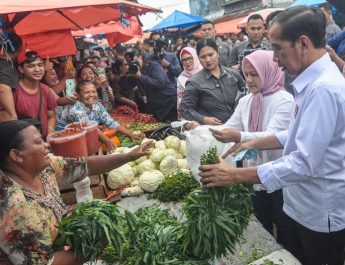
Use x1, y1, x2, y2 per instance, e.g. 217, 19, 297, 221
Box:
61, 184, 108, 205
59, 175, 102, 193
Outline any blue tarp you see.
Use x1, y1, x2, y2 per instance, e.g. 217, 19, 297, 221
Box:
149, 10, 207, 32
290, 0, 327, 7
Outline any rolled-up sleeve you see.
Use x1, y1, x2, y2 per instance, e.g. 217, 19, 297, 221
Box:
257, 85, 338, 192
49, 156, 88, 187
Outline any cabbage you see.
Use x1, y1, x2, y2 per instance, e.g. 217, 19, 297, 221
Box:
127, 161, 137, 167
121, 185, 144, 197
176, 153, 183, 159
164, 148, 178, 158
130, 177, 139, 186
155, 140, 166, 150
135, 155, 147, 164
132, 165, 139, 176
139, 170, 165, 192
178, 140, 186, 156
160, 155, 178, 176
107, 164, 134, 189
177, 159, 189, 169
164, 135, 181, 150
149, 149, 166, 163
137, 159, 157, 174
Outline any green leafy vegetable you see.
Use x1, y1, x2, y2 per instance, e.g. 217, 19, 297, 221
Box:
182, 146, 254, 260
153, 170, 199, 202
54, 200, 126, 263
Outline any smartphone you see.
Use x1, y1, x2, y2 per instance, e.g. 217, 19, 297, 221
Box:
66, 79, 76, 98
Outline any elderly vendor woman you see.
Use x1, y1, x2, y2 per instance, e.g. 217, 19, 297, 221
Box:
0, 119, 153, 265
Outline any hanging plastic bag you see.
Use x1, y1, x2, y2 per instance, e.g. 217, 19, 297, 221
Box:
184, 125, 235, 182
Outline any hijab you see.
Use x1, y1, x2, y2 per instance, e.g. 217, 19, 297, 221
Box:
242, 50, 285, 132
179, 47, 203, 78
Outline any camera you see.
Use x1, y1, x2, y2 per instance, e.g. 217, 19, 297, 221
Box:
153, 38, 167, 60
128, 60, 139, 74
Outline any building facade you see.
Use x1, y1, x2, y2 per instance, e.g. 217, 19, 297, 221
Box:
190, 0, 293, 21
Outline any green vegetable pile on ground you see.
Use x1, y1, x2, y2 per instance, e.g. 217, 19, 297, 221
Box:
182, 147, 254, 261
153, 170, 199, 202
127, 122, 167, 132
53, 200, 126, 263
102, 205, 208, 265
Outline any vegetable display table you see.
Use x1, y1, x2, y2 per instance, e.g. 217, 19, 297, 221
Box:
84, 194, 300, 265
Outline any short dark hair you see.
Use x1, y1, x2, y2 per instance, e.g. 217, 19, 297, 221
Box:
76, 80, 94, 93
0, 119, 40, 169
90, 55, 100, 61
150, 32, 160, 39
196, 38, 218, 55
320, 3, 332, 13
115, 43, 126, 54
143, 38, 154, 47
77, 65, 98, 80
112, 58, 125, 74
4, 32, 23, 54
247, 14, 264, 24
266, 10, 282, 28
271, 6, 326, 48
200, 21, 215, 28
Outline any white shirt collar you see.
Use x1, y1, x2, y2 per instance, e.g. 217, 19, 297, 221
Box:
292, 53, 330, 94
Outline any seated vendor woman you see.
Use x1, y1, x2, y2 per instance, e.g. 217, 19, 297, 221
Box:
56, 80, 144, 150
0, 119, 154, 264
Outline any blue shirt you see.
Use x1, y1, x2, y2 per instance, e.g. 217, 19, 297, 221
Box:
56, 101, 120, 131
257, 54, 345, 233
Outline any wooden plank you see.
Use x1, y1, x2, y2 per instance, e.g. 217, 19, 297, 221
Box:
59, 175, 102, 192
61, 184, 107, 205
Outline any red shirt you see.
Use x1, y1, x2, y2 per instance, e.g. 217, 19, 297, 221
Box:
13, 83, 57, 137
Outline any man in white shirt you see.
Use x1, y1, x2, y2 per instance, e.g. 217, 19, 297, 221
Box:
199, 6, 345, 265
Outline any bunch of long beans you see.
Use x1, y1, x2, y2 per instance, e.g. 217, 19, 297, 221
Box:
182, 147, 254, 260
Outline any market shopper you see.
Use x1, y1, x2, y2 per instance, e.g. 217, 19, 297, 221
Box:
56, 80, 144, 142
77, 65, 114, 113
111, 58, 141, 110
179, 38, 246, 125
14, 50, 57, 138
177, 47, 203, 116
0, 119, 153, 265
199, 7, 345, 265
210, 50, 294, 245
0, 32, 22, 122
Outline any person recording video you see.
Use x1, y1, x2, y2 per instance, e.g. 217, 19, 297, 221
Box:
128, 38, 180, 121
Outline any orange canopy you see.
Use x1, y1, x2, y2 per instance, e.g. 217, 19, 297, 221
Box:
21, 29, 77, 58
0, 0, 159, 35
124, 32, 151, 45
215, 17, 245, 35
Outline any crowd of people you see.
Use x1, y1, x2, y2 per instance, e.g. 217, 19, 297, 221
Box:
0, 3, 345, 265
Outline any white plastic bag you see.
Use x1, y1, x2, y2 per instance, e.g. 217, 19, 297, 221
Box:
184, 125, 235, 182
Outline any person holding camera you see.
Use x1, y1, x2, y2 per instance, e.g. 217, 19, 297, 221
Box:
128, 39, 179, 121
110, 58, 141, 110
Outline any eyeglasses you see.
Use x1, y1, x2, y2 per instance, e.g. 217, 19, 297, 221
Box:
181, 56, 193, 63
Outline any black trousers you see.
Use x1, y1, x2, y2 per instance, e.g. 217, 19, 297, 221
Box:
283, 214, 345, 265
252, 189, 290, 247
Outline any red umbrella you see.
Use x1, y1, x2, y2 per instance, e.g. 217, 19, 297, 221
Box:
0, 0, 160, 35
